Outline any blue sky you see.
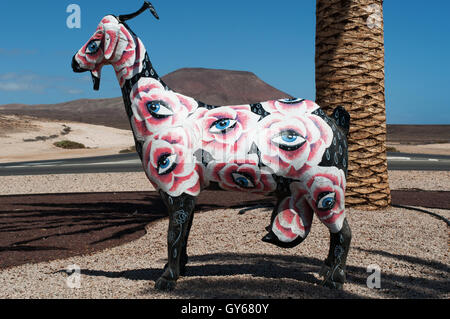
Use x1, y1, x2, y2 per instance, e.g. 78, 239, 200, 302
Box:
0, 0, 448, 124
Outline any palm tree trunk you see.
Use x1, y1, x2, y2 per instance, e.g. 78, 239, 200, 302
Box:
315, 0, 391, 210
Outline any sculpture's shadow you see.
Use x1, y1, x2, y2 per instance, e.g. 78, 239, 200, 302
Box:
80, 250, 449, 299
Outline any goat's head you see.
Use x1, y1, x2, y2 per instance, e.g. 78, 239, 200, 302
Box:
71, 1, 159, 90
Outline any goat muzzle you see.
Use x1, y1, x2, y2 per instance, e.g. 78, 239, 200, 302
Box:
72, 56, 86, 73
71, 55, 100, 91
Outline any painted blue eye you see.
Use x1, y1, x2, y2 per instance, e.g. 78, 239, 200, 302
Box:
216, 119, 230, 130
149, 102, 160, 113
236, 177, 248, 187
209, 118, 237, 134
157, 154, 177, 175
271, 130, 306, 151
147, 101, 174, 118
159, 158, 170, 168
317, 192, 336, 210
278, 98, 305, 104
231, 173, 255, 189
86, 40, 101, 54
281, 134, 298, 143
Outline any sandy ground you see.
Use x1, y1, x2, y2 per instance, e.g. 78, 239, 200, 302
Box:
0, 170, 448, 196
388, 170, 450, 191
0, 205, 447, 299
0, 172, 155, 195
0, 170, 448, 299
387, 142, 450, 156
0, 115, 135, 163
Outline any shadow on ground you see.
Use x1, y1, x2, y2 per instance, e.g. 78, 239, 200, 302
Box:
1, 189, 448, 298
1, 189, 448, 270
80, 251, 449, 299
0, 191, 272, 269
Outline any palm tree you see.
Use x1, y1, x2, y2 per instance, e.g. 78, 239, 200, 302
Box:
315, 0, 391, 210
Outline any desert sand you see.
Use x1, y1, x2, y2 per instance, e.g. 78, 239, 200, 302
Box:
387, 142, 450, 156
0, 115, 135, 163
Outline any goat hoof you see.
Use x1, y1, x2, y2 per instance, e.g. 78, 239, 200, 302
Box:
155, 277, 177, 291
262, 231, 305, 249
319, 263, 346, 290
321, 278, 343, 290
262, 231, 276, 244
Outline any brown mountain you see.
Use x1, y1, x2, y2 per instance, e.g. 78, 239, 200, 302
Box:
163, 68, 292, 106
387, 125, 450, 144
0, 98, 126, 129
0, 68, 292, 130
1, 68, 448, 145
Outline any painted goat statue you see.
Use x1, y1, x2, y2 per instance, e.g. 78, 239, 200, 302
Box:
72, 2, 352, 291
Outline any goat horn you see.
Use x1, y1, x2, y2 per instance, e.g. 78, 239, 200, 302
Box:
118, 1, 159, 22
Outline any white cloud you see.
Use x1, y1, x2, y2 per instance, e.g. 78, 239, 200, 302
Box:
0, 74, 45, 92
0, 82, 23, 91
0, 72, 88, 99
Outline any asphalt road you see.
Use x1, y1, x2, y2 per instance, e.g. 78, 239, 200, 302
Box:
0, 152, 449, 176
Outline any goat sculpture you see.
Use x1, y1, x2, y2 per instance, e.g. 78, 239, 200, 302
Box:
72, 2, 352, 291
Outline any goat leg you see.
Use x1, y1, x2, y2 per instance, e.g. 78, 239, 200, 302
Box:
320, 217, 352, 289
155, 192, 196, 291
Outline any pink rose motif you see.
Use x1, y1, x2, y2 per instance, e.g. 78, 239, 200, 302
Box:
113, 26, 147, 87
302, 166, 346, 233
191, 105, 260, 162
261, 99, 319, 116
206, 154, 276, 194
131, 78, 198, 140
76, 24, 105, 69
131, 77, 165, 100
142, 127, 201, 197
271, 183, 314, 243
254, 112, 333, 176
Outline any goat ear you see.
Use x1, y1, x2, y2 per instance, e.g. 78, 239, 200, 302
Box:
104, 26, 120, 60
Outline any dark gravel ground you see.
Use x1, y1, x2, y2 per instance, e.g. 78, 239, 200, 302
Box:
0, 191, 271, 269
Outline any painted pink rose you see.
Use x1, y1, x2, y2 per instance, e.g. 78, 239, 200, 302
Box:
131, 78, 198, 140
76, 24, 105, 70
131, 77, 165, 100
206, 154, 276, 194
191, 105, 260, 162
112, 26, 146, 87
271, 183, 314, 243
254, 112, 333, 177
303, 166, 346, 233
261, 99, 319, 116
75, 22, 111, 81
142, 127, 201, 197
